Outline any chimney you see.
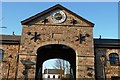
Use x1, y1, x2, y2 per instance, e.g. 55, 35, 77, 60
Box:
99, 35, 101, 39
13, 32, 15, 35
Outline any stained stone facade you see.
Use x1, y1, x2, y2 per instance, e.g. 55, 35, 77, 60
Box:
0, 4, 120, 80
95, 48, 120, 79
0, 35, 20, 79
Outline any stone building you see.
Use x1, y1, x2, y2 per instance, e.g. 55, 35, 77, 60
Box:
0, 4, 120, 80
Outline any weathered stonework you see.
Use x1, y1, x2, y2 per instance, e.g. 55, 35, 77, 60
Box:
95, 48, 120, 79
18, 5, 95, 79
0, 44, 19, 78
0, 4, 119, 80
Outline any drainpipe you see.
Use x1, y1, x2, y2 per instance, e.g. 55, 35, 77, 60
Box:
6, 63, 10, 80
15, 42, 20, 80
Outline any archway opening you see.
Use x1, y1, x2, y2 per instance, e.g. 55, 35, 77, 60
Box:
42, 58, 72, 79
36, 44, 76, 80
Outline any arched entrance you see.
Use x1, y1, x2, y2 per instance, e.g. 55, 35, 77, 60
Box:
36, 44, 76, 80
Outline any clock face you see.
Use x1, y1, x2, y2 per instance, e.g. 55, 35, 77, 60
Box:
51, 10, 66, 23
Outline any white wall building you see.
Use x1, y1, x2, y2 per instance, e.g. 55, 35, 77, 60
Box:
43, 69, 64, 80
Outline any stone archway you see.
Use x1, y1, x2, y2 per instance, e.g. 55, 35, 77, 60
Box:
35, 44, 76, 80
18, 4, 95, 79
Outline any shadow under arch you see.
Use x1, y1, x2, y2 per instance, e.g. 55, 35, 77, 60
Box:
35, 44, 76, 80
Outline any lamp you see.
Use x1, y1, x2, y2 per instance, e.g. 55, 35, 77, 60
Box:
20, 60, 35, 79
6, 54, 13, 80
100, 55, 105, 64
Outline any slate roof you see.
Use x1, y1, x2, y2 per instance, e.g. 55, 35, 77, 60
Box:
0, 35, 21, 44
21, 4, 94, 26
44, 69, 64, 74
94, 39, 120, 48
0, 35, 120, 48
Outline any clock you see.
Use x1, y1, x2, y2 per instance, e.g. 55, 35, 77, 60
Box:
51, 10, 66, 23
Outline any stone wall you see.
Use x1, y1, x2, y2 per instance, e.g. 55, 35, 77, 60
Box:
95, 48, 120, 79
1, 7, 95, 79
0, 44, 20, 79
18, 8, 95, 78
19, 24, 94, 78
1, 5, 120, 80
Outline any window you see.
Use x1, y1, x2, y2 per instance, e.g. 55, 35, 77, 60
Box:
48, 75, 50, 78
0, 49, 3, 61
109, 53, 119, 65
53, 75, 55, 78
111, 76, 120, 80
58, 75, 60, 79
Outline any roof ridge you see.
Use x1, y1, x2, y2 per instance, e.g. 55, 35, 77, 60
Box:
21, 4, 94, 26
0, 34, 21, 36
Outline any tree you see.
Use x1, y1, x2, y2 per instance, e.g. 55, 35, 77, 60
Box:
53, 59, 64, 69
53, 59, 70, 77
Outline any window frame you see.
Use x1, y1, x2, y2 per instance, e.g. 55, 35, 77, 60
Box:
53, 75, 55, 79
48, 75, 50, 78
109, 53, 119, 66
0, 49, 4, 61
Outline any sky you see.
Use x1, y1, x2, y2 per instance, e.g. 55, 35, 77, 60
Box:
42, 59, 70, 73
1, 2, 119, 39
1, 0, 119, 2
0, 2, 119, 72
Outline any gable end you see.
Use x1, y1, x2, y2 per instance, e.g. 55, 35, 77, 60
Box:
21, 4, 94, 26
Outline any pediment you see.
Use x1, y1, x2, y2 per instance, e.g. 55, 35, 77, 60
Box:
21, 4, 94, 27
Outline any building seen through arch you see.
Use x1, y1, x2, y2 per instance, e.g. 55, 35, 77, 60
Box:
0, 4, 120, 80
36, 44, 76, 79
42, 58, 72, 79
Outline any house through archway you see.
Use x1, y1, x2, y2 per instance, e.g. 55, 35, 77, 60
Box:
36, 44, 76, 79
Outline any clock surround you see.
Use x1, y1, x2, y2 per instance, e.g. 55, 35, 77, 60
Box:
51, 10, 67, 23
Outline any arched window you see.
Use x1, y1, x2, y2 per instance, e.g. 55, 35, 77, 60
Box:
109, 53, 119, 65
0, 49, 4, 61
